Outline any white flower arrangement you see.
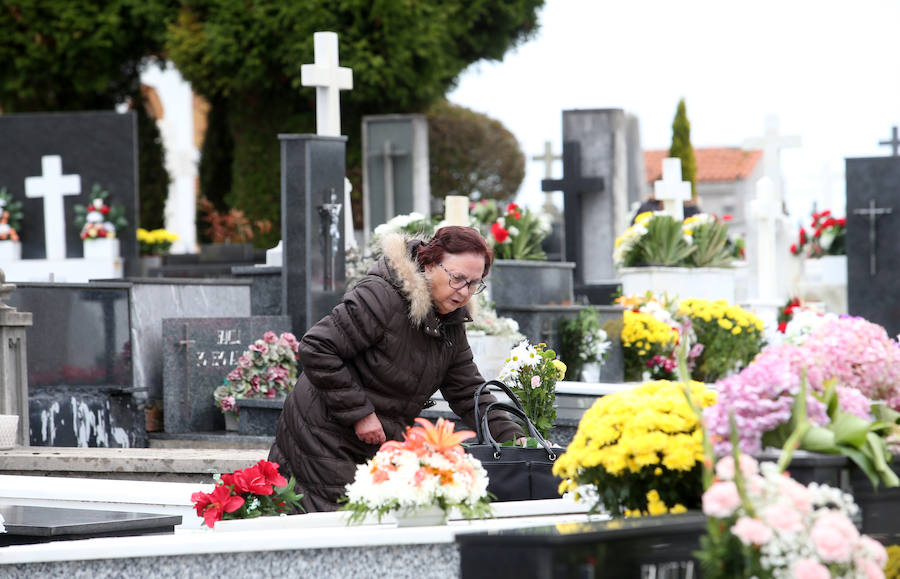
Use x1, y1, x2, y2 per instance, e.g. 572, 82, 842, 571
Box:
579, 327, 611, 363
466, 293, 524, 340
342, 418, 492, 524
782, 308, 838, 346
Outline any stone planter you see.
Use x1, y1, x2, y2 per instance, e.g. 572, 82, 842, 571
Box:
235, 398, 284, 436
756, 449, 848, 488
83, 237, 121, 259
848, 457, 900, 536
618, 266, 736, 303
803, 255, 847, 286
467, 332, 518, 381
0, 240, 21, 261
488, 260, 576, 306
139, 255, 164, 277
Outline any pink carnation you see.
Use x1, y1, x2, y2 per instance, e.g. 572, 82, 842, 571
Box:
810, 511, 859, 563
731, 516, 772, 546
714, 454, 759, 481
858, 557, 886, 579
702, 481, 741, 518
859, 535, 889, 568
762, 504, 803, 533
249, 341, 269, 356
280, 332, 300, 353
777, 475, 813, 514
227, 368, 243, 382
792, 559, 830, 579
220, 396, 235, 412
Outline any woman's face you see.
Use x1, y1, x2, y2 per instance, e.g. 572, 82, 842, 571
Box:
425, 251, 485, 315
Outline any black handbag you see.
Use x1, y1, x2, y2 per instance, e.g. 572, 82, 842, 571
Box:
465, 381, 564, 501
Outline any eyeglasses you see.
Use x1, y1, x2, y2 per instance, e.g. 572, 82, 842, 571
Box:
438, 263, 487, 295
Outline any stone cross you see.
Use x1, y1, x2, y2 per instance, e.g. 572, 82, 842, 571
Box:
541, 142, 604, 281
24, 155, 82, 261
653, 158, 691, 221
533, 140, 562, 212
368, 140, 408, 219
743, 115, 801, 211
301, 31, 353, 137
749, 177, 780, 301
879, 126, 900, 157
852, 199, 893, 276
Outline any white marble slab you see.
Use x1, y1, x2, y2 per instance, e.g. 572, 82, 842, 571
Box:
2, 258, 122, 283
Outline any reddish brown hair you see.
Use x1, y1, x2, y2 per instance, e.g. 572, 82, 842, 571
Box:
416, 226, 493, 277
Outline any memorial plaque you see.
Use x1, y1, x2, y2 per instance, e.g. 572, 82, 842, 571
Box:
0, 505, 180, 546
162, 315, 291, 433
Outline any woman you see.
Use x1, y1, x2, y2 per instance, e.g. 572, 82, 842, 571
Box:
269, 225, 525, 512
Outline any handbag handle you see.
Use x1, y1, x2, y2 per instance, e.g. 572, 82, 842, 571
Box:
473, 380, 526, 443
479, 401, 557, 462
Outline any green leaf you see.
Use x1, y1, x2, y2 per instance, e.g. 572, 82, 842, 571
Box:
830, 413, 872, 447
800, 426, 838, 453
841, 446, 882, 489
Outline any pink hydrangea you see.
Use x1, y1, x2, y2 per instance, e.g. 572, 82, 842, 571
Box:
731, 516, 772, 546
793, 559, 830, 579
836, 385, 872, 420
702, 481, 741, 518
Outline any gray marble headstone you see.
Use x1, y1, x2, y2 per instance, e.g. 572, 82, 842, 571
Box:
279, 134, 347, 336
0, 111, 140, 274
846, 155, 900, 336
361, 115, 431, 240
162, 315, 291, 433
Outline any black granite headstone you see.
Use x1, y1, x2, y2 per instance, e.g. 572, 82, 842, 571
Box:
0, 111, 140, 274
279, 134, 347, 336
846, 155, 900, 336
162, 315, 291, 433
0, 505, 180, 546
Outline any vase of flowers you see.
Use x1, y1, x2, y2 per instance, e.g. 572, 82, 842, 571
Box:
191, 459, 304, 528
74, 184, 128, 258
558, 306, 613, 382
213, 331, 300, 432
137, 227, 179, 276
472, 200, 551, 261
342, 417, 492, 526
0, 187, 23, 261
791, 209, 847, 287
466, 293, 525, 380
497, 340, 566, 438
553, 379, 717, 516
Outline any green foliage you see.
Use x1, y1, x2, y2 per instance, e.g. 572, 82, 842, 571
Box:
166, 0, 543, 244
558, 307, 611, 381
471, 200, 548, 260
501, 342, 565, 438
0, 187, 25, 232
688, 220, 735, 268
427, 100, 525, 201
668, 98, 697, 198
198, 97, 234, 215
135, 92, 169, 230
631, 215, 696, 266
73, 184, 129, 232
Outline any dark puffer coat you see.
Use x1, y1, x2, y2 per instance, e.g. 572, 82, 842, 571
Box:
268, 234, 524, 512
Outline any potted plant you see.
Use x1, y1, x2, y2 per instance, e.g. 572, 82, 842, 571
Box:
213, 331, 300, 434
791, 209, 847, 286
465, 292, 524, 381
342, 418, 492, 526
0, 188, 23, 261
615, 212, 740, 303
136, 227, 179, 276
558, 306, 612, 382
496, 340, 566, 439
74, 184, 128, 258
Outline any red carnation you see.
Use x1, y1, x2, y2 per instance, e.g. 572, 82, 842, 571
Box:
100, 205, 110, 215
490, 222, 509, 243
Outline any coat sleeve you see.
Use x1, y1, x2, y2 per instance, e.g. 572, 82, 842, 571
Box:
297, 277, 396, 427
440, 330, 525, 443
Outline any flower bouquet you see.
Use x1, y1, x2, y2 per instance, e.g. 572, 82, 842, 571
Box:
73, 184, 128, 240
342, 417, 492, 525
191, 459, 304, 528
558, 307, 612, 381
497, 340, 566, 438
790, 209, 846, 258
213, 332, 300, 418
137, 227, 179, 255
472, 200, 551, 261
614, 211, 737, 268
0, 187, 23, 242
553, 379, 717, 516
698, 452, 888, 579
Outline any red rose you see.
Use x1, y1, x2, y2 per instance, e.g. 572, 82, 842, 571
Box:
257, 460, 288, 488
490, 222, 509, 243
506, 202, 519, 213
790, 243, 799, 255
100, 205, 110, 215
777, 322, 788, 333
799, 228, 807, 244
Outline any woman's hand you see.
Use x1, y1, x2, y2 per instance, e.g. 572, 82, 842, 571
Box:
354, 412, 386, 445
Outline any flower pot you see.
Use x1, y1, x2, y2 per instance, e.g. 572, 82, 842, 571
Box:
802, 255, 847, 286
139, 255, 164, 277
235, 398, 283, 436
0, 414, 19, 449
619, 266, 736, 303
83, 237, 121, 259
467, 332, 519, 381
224, 412, 239, 432
0, 240, 21, 261
394, 504, 447, 527
848, 457, 900, 536
580, 362, 602, 383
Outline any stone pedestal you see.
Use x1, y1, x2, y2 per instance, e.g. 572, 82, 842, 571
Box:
235, 398, 283, 436
488, 260, 576, 306
0, 273, 32, 446
619, 266, 736, 303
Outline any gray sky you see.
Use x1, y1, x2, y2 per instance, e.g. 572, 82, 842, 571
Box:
448, 0, 900, 224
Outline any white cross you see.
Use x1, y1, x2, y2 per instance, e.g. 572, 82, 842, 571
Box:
24, 155, 82, 260
301, 31, 353, 137
750, 177, 779, 301
743, 115, 801, 211
654, 158, 692, 221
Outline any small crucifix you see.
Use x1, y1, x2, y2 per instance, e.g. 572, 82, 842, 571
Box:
301, 31, 353, 137
852, 199, 893, 276
879, 126, 900, 157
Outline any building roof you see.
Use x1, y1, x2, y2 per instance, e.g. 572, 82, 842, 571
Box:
645, 147, 763, 184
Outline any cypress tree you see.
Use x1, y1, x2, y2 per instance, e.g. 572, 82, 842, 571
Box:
668, 98, 698, 198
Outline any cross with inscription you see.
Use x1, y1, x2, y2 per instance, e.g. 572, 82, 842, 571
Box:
301, 31, 353, 137
852, 199, 893, 276
879, 126, 900, 157
541, 142, 604, 282
24, 155, 81, 260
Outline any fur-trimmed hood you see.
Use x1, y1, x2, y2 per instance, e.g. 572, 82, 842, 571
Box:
369, 233, 475, 329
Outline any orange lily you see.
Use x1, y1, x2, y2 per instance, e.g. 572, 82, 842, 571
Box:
406, 417, 475, 455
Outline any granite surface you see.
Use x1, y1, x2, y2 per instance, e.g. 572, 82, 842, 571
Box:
235, 398, 284, 436
2, 544, 460, 579
231, 266, 283, 315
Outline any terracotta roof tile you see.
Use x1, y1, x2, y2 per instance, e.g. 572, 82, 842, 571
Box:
645, 147, 763, 184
